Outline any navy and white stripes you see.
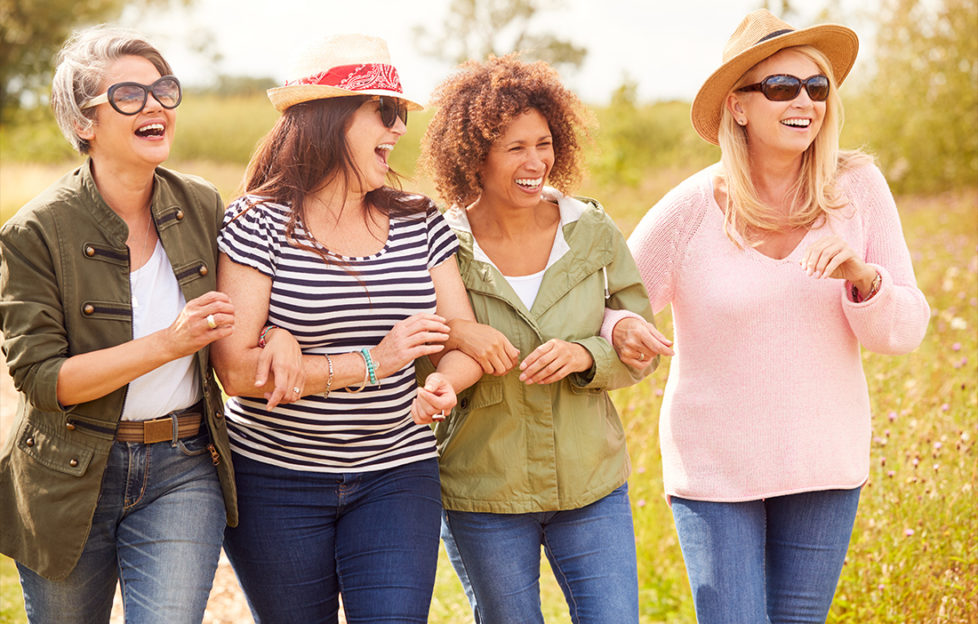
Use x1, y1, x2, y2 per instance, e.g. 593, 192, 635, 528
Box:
217, 196, 459, 473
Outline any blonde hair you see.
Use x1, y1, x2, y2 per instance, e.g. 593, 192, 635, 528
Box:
717, 45, 871, 245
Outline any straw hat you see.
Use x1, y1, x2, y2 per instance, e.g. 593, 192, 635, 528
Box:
266, 34, 423, 112
691, 9, 858, 145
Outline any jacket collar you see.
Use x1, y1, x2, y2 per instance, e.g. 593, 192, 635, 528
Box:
76, 158, 182, 243
450, 193, 615, 319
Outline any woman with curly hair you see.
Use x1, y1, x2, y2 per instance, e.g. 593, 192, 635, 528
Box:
418, 55, 670, 624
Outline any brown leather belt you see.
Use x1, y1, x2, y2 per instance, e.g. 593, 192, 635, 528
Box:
115, 402, 204, 444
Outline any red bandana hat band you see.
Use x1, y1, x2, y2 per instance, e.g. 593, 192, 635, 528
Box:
286, 63, 404, 94
265, 34, 423, 112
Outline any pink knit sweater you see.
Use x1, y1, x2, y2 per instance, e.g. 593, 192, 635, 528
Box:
624, 163, 929, 502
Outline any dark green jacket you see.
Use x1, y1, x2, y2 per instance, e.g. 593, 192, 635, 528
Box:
428, 196, 657, 514
0, 160, 237, 580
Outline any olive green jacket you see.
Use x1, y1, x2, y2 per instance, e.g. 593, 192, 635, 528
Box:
0, 160, 237, 580
427, 196, 657, 514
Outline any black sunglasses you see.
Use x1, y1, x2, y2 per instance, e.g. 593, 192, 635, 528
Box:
83, 75, 182, 115
736, 74, 830, 102
376, 96, 408, 128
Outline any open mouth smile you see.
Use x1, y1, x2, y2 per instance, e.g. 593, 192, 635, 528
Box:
515, 177, 543, 190
135, 122, 165, 138
781, 118, 811, 128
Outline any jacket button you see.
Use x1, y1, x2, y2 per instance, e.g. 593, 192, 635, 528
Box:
66, 422, 76, 431
83, 304, 95, 315
460, 397, 470, 410
69, 458, 79, 467
85, 246, 95, 257
215, 411, 223, 419
175, 210, 185, 220
25, 437, 35, 447
198, 265, 208, 277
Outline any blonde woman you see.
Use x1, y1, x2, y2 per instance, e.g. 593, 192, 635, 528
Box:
611, 10, 929, 623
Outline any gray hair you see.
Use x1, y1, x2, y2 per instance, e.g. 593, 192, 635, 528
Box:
51, 25, 172, 154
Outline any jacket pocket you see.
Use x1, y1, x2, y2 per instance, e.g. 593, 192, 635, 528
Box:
438, 380, 504, 454
17, 423, 95, 477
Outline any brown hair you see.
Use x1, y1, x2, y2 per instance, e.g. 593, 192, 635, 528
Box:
420, 55, 591, 206
242, 96, 429, 263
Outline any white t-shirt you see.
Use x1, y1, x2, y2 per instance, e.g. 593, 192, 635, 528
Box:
472, 214, 571, 309
121, 239, 200, 421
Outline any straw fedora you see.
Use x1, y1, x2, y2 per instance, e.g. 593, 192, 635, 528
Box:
691, 9, 858, 145
266, 34, 423, 112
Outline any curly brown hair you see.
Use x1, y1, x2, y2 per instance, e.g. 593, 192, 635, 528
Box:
420, 55, 591, 206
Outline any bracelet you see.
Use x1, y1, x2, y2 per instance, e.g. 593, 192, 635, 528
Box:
852, 272, 882, 302
360, 348, 378, 385
323, 354, 334, 399
348, 350, 370, 393
257, 324, 279, 348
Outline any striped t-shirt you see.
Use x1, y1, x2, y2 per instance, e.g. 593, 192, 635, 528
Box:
217, 195, 459, 473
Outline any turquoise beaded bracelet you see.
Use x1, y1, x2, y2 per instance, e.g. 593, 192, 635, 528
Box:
360, 348, 378, 385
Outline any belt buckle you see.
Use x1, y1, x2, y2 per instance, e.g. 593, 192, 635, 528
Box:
143, 418, 174, 443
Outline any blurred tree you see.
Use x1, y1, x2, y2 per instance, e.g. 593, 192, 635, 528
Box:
0, 0, 194, 123
847, 0, 978, 193
413, 0, 586, 71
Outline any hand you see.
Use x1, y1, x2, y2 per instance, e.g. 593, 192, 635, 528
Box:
611, 317, 674, 368
447, 318, 519, 376
801, 235, 876, 292
164, 291, 234, 359
372, 313, 450, 379
256, 327, 306, 410
518, 339, 593, 385
411, 372, 458, 424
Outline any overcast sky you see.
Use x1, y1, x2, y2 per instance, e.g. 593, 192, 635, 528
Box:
118, 0, 879, 105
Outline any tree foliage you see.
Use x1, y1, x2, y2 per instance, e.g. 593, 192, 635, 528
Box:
845, 0, 978, 193
0, 0, 188, 123
413, 0, 586, 71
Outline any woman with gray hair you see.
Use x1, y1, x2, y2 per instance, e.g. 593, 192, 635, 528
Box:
0, 25, 266, 623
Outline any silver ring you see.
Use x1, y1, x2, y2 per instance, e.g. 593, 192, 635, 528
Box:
206, 314, 217, 329
292, 387, 301, 394
638, 352, 645, 361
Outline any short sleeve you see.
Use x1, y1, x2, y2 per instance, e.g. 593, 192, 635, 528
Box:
425, 206, 459, 269
217, 197, 285, 278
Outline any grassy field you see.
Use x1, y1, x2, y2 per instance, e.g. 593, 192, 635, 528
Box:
1, 156, 974, 621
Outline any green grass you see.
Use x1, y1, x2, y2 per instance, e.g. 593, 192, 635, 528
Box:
1, 93, 975, 621
2, 184, 973, 622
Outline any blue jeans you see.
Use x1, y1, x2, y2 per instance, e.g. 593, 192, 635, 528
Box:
441, 483, 639, 624
223, 454, 442, 624
671, 487, 862, 624
17, 431, 226, 624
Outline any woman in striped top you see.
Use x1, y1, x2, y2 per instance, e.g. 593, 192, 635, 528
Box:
210, 35, 482, 624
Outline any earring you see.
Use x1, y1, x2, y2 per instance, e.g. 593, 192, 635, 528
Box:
737, 118, 747, 127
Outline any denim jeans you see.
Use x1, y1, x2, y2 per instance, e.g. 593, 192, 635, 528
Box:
17, 431, 226, 624
671, 487, 862, 624
223, 454, 442, 624
441, 483, 639, 624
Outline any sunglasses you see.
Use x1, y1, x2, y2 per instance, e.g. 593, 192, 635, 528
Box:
376, 96, 408, 128
82, 75, 182, 115
736, 74, 830, 102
